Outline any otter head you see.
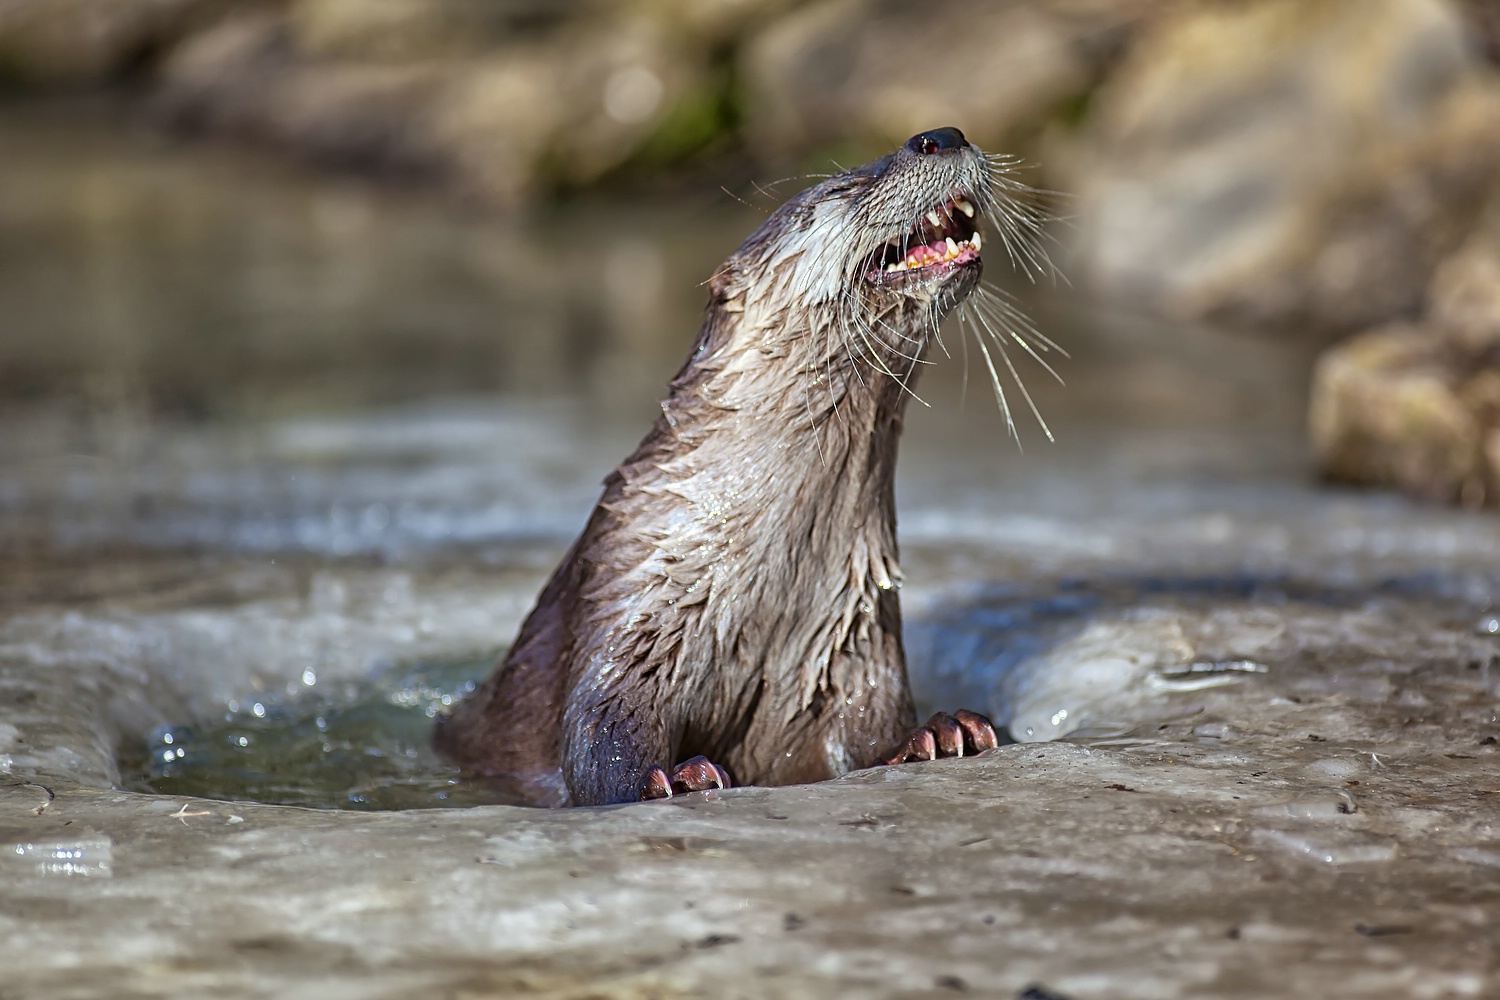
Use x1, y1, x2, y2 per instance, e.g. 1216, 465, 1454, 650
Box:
721, 127, 1034, 372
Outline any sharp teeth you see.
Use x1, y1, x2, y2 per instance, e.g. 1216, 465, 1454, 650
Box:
955, 197, 976, 218
971, 231, 982, 251
886, 262, 901, 272
926, 210, 942, 227
945, 237, 959, 257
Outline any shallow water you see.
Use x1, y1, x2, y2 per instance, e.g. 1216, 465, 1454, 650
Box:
119, 656, 507, 810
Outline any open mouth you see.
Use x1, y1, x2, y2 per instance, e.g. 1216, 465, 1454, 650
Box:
866, 194, 981, 284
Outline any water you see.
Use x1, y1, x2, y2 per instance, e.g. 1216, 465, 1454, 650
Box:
119, 656, 518, 810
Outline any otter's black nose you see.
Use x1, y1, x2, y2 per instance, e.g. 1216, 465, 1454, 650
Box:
907, 127, 967, 156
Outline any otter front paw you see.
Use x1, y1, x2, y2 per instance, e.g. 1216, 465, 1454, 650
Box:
640, 755, 734, 800
878, 709, 999, 765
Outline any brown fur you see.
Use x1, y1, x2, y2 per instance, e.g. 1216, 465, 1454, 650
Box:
435, 130, 998, 805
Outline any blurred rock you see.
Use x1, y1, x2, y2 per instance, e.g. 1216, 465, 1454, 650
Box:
1310, 324, 1489, 505
1064, 0, 1500, 333
1311, 174, 1500, 509
1429, 210, 1500, 354
153, 9, 711, 204
1458, 0, 1500, 63
287, 0, 579, 62
740, 0, 1134, 156
155, 13, 449, 177
630, 0, 803, 48
0, 0, 223, 87
432, 19, 711, 203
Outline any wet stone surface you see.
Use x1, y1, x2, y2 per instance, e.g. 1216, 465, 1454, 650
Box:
2, 111, 1500, 999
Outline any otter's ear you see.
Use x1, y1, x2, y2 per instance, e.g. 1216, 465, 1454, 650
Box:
708, 261, 747, 313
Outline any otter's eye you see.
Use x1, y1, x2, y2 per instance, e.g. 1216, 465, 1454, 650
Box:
907, 127, 967, 156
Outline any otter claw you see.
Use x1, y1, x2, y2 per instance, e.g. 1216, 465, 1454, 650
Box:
878, 709, 999, 765
640, 755, 733, 800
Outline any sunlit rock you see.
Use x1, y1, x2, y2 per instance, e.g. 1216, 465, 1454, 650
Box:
1310, 325, 1487, 505
1063, 0, 1500, 332
1430, 213, 1500, 353
1310, 185, 1500, 509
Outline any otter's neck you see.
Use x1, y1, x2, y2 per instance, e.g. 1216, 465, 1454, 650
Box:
636, 295, 937, 595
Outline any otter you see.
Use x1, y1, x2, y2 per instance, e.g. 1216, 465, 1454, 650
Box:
436, 127, 1037, 806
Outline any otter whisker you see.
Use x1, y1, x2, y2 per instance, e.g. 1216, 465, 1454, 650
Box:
977, 280, 1069, 356
720, 185, 768, 214
956, 309, 972, 407
833, 291, 934, 408
964, 298, 1055, 443
970, 289, 1067, 389
967, 310, 1020, 447
973, 163, 1057, 283
930, 309, 952, 359
983, 198, 1051, 281
872, 321, 937, 372
846, 305, 927, 393
834, 300, 877, 395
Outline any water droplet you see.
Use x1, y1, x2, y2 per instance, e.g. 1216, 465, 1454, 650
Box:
251, 703, 266, 718
301, 668, 317, 686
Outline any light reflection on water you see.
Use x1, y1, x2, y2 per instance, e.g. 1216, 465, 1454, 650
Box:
120, 656, 529, 810
5, 838, 114, 877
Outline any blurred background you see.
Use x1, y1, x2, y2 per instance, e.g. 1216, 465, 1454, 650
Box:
4, 0, 1500, 588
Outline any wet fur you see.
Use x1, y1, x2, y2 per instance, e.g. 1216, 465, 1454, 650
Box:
436, 134, 1018, 806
